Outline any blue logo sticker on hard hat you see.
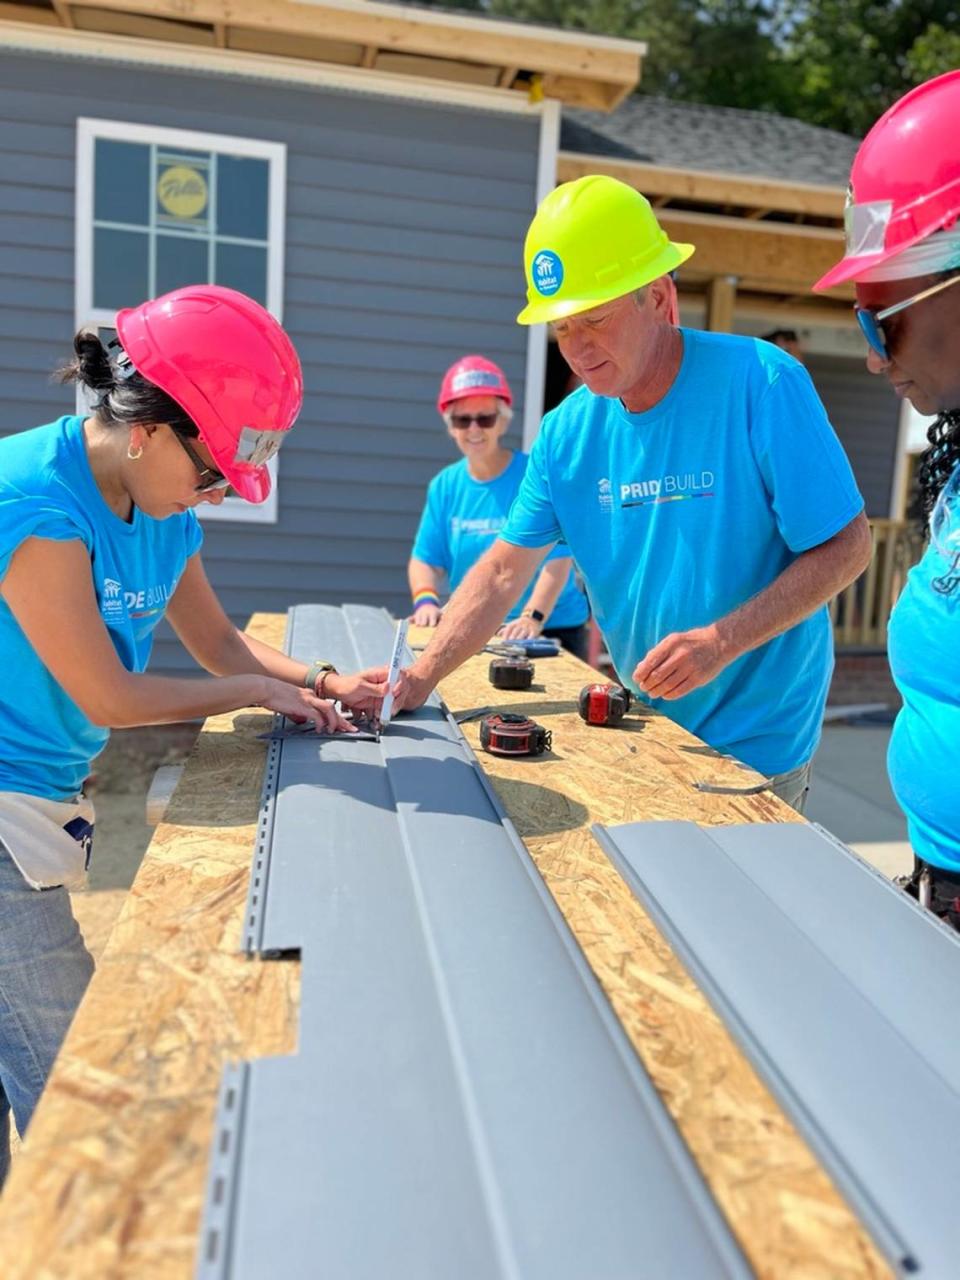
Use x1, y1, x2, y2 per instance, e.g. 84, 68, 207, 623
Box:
452, 369, 500, 394
532, 250, 564, 296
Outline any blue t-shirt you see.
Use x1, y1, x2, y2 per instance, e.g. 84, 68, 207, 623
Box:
500, 331, 864, 774
0, 415, 203, 801
411, 450, 588, 628
887, 538, 960, 872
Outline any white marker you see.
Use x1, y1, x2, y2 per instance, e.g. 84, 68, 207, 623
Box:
378, 618, 409, 729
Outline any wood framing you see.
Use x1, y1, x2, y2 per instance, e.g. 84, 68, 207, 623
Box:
706, 274, 737, 331
558, 151, 846, 221
0, 0, 644, 109
663, 209, 852, 298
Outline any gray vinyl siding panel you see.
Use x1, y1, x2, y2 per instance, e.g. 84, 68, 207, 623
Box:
806, 355, 901, 519
0, 49, 539, 672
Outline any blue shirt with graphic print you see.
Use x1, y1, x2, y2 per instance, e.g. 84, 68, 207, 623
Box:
500, 331, 864, 775
411, 450, 587, 628
887, 534, 960, 872
0, 415, 203, 801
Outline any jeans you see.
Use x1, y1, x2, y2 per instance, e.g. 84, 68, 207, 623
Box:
766, 760, 813, 814
0, 840, 94, 1189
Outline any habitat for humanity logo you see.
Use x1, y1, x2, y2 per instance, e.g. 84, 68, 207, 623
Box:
101, 578, 123, 616
532, 250, 563, 296
597, 477, 614, 511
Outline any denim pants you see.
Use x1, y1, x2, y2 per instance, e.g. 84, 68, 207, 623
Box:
0, 841, 94, 1189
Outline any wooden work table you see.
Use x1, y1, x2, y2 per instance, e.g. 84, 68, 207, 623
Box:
0, 614, 889, 1279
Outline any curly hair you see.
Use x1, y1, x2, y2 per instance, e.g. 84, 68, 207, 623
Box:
57, 329, 198, 438
916, 409, 960, 526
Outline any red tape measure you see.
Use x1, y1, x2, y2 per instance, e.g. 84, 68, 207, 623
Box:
489, 657, 534, 690
479, 713, 552, 756
577, 683, 632, 726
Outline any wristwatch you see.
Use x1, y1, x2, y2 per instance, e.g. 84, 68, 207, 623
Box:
521, 608, 545, 624
304, 659, 337, 691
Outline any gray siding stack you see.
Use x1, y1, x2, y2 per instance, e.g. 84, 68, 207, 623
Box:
596, 818, 960, 1279
199, 604, 751, 1280
0, 51, 537, 670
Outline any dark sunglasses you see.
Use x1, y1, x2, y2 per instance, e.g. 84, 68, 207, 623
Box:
172, 431, 231, 493
448, 412, 501, 430
855, 273, 960, 360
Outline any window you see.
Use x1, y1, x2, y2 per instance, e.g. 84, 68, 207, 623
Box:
76, 119, 287, 524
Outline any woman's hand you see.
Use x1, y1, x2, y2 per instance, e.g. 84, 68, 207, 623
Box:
499, 614, 542, 641
412, 602, 442, 627
324, 667, 390, 713
260, 679, 356, 732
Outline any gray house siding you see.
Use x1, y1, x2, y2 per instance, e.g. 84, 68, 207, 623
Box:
806, 355, 901, 518
0, 50, 539, 670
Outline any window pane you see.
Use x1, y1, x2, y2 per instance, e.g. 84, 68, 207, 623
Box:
217, 156, 269, 240
95, 139, 149, 226
156, 150, 211, 232
93, 228, 149, 310
216, 242, 267, 305
156, 234, 209, 295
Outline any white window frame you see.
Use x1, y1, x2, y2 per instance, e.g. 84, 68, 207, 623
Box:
75, 117, 287, 525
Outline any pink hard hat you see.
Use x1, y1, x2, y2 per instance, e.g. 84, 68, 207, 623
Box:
437, 355, 512, 414
814, 70, 960, 291
115, 285, 303, 503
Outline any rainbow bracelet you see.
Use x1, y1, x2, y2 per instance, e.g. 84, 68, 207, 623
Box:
413, 588, 440, 609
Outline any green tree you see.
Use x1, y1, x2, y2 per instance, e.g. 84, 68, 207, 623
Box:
783, 1, 960, 135
904, 20, 960, 82
401, 0, 960, 136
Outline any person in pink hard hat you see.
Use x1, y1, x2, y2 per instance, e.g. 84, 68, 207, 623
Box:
407, 355, 589, 657
814, 70, 960, 927
0, 285, 388, 1184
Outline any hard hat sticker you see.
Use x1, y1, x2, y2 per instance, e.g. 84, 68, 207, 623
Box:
532, 250, 564, 296
451, 369, 501, 393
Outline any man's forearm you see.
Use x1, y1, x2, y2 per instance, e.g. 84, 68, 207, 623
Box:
411, 543, 546, 687
717, 515, 872, 662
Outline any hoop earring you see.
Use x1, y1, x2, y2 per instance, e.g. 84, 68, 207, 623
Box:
127, 443, 143, 461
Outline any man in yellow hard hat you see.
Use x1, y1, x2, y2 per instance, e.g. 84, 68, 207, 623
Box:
397, 175, 872, 809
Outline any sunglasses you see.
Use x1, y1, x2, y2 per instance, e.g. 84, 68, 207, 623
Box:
448, 411, 501, 430
855, 273, 960, 360
172, 431, 231, 493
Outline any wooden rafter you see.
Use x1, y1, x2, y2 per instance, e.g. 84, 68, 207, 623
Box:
557, 151, 845, 221
658, 208, 853, 298
0, 2, 60, 24
31, 0, 641, 109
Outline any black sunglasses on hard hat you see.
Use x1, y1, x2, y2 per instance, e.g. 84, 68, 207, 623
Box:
171, 430, 231, 493
448, 411, 501, 430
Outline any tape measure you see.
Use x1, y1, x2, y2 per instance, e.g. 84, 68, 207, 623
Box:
489, 657, 534, 690
479, 713, 552, 757
577, 682, 632, 726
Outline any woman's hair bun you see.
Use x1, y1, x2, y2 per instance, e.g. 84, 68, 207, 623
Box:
57, 330, 115, 392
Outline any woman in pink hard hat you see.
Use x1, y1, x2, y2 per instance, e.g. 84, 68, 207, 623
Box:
0, 285, 387, 1185
814, 70, 960, 926
408, 355, 589, 656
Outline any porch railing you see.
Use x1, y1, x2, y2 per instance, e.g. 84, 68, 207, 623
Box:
830, 519, 925, 650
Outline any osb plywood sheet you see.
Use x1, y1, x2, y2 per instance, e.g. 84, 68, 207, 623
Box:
0, 616, 299, 1280
0, 614, 888, 1280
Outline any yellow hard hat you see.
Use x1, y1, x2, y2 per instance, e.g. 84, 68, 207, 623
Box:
517, 175, 695, 325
